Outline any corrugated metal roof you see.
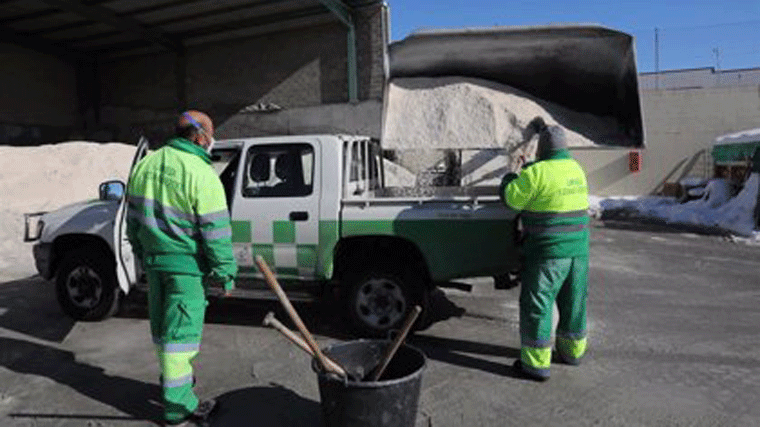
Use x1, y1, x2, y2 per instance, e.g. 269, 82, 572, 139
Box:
0, 0, 380, 61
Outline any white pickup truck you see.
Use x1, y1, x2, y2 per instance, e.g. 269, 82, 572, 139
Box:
23, 25, 645, 335
25, 134, 522, 335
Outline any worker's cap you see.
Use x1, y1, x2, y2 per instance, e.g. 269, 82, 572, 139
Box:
537, 125, 567, 158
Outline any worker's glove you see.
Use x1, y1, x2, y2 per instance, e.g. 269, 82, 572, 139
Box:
499, 172, 519, 205
526, 116, 547, 135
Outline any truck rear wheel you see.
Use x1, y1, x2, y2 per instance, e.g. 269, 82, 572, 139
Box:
56, 249, 121, 321
345, 268, 428, 337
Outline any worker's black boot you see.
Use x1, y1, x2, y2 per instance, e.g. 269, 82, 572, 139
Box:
512, 360, 549, 382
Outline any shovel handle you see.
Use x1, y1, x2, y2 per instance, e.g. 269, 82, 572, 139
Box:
370, 305, 422, 381
263, 312, 346, 374
255, 256, 345, 376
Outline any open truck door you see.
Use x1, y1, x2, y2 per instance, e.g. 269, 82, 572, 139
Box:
114, 136, 151, 294
385, 25, 645, 149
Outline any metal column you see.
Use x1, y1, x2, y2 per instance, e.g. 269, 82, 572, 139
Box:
318, 0, 358, 103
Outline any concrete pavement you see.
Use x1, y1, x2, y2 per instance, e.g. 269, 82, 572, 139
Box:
1, 220, 759, 426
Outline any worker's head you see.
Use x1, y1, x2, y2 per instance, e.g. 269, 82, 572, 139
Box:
176, 110, 215, 152
537, 125, 568, 160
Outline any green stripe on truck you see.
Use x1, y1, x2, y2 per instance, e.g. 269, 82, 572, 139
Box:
340, 218, 519, 282
231, 221, 251, 243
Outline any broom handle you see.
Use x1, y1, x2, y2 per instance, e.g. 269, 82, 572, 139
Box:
370, 305, 422, 381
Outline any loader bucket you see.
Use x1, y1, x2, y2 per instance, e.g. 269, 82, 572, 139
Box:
387, 25, 644, 148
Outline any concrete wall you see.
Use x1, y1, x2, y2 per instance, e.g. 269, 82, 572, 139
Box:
98, 4, 387, 143
576, 85, 760, 196
640, 67, 760, 90
216, 100, 382, 139
0, 43, 79, 145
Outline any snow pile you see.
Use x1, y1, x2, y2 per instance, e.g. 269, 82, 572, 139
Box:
713, 175, 759, 236
596, 175, 760, 239
0, 142, 135, 279
383, 76, 620, 151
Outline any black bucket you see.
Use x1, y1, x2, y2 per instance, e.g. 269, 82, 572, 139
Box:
313, 339, 426, 427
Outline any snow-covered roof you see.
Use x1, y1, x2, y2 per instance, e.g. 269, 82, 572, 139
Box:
713, 128, 760, 146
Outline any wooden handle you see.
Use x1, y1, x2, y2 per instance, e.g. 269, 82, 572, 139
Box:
370, 305, 422, 381
255, 255, 345, 376
263, 311, 313, 355
263, 312, 346, 374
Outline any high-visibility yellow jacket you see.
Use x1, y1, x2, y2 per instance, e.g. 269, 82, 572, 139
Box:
126, 137, 237, 289
501, 150, 589, 258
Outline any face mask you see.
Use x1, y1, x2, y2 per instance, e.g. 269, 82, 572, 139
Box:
205, 136, 216, 154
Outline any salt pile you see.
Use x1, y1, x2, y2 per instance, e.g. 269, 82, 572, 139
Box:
381, 76, 621, 188
0, 142, 135, 278
382, 76, 620, 152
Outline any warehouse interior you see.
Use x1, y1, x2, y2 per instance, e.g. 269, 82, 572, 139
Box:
0, 0, 388, 144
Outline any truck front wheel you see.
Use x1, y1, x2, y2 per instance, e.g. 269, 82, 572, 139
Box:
345, 269, 428, 337
56, 250, 121, 321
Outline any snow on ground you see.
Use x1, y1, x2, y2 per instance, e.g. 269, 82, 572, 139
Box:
590, 174, 760, 242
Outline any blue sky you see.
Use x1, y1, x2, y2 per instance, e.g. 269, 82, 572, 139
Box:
389, 0, 760, 73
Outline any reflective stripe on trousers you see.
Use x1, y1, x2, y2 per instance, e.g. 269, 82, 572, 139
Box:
146, 270, 206, 423
519, 256, 588, 374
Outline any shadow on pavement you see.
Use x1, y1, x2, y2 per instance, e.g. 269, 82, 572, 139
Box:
119, 290, 357, 340
119, 285, 470, 341
0, 337, 162, 423
210, 383, 323, 427
409, 334, 524, 379
0, 275, 75, 342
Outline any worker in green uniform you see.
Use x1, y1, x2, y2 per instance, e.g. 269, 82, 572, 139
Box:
500, 117, 589, 381
126, 110, 237, 425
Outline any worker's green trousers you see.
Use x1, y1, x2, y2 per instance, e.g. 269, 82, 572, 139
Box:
146, 270, 207, 423
519, 256, 588, 378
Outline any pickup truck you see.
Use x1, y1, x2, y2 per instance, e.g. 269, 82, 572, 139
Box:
23, 25, 645, 336
25, 134, 521, 335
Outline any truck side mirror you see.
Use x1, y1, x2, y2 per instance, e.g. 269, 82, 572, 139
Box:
99, 180, 125, 201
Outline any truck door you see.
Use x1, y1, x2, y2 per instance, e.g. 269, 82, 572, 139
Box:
115, 136, 150, 292
230, 140, 321, 284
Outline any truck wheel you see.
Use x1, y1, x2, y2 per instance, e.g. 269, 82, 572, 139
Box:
56, 250, 120, 321
345, 268, 428, 337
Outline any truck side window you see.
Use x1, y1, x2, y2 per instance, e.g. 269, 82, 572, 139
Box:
347, 139, 382, 196
242, 144, 314, 198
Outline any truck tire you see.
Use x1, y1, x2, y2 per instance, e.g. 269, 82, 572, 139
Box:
345, 267, 428, 337
56, 249, 121, 321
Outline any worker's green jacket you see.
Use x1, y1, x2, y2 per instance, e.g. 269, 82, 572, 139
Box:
501, 150, 589, 259
126, 137, 237, 289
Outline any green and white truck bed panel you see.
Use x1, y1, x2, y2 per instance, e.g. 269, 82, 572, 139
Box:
340, 199, 520, 282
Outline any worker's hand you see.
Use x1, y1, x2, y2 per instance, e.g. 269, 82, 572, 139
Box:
220, 279, 235, 298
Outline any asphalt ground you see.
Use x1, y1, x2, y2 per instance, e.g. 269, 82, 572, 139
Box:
1, 219, 759, 426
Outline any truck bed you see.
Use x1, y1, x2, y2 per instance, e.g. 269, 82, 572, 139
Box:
371, 185, 500, 201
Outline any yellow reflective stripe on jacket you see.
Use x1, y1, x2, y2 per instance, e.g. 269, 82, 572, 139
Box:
505, 157, 589, 214
503, 151, 590, 258
126, 137, 237, 282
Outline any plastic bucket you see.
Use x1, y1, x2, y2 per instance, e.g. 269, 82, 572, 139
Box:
313, 339, 426, 427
